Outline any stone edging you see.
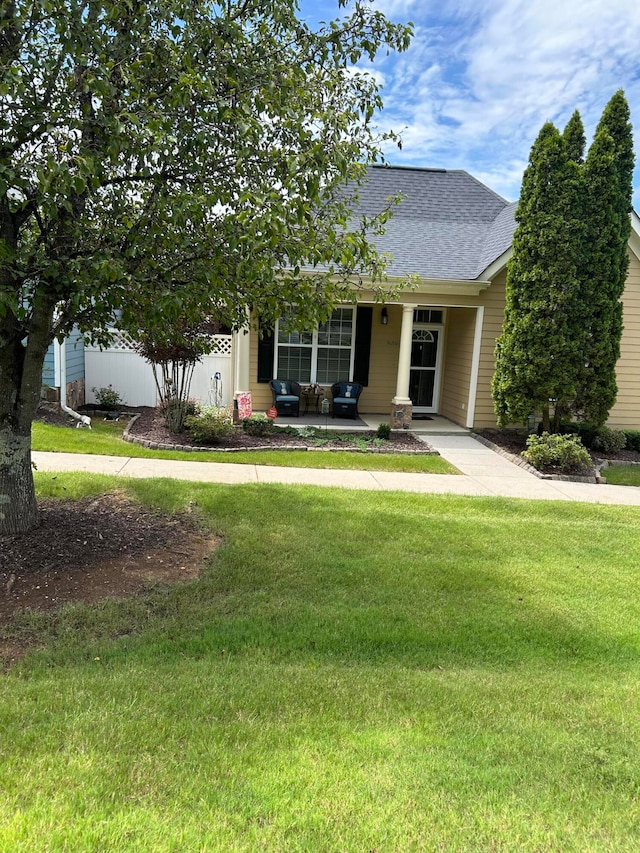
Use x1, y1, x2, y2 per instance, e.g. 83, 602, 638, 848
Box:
123, 414, 439, 456
472, 433, 604, 484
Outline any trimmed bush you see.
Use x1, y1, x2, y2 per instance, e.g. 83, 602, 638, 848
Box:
559, 421, 597, 448
376, 422, 392, 440
522, 432, 592, 473
242, 414, 276, 437
623, 430, 640, 453
184, 405, 234, 443
592, 427, 626, 453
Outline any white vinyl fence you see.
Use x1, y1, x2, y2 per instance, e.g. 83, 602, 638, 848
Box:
85, 331, 233, 408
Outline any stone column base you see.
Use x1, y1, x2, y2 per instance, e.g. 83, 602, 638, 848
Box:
390, 399, 413, 430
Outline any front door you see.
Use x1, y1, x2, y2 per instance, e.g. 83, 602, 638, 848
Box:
409, 325, 443, 413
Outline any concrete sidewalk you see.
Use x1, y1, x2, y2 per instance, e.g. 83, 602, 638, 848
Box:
31, 435, 640, 506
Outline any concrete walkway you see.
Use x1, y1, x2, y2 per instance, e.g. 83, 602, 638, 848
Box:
31, 435, 640, 506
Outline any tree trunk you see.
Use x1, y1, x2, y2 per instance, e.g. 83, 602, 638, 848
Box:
541, 403, 551, 433
0, 288, 56, 536
0, 429, 39, 535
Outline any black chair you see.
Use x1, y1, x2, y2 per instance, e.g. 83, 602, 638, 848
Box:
269, 379, 302, 417
330, 381, 363, 419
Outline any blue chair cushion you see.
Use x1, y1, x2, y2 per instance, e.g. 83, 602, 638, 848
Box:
275, 394, 299, 402
333, 397, 356, 406
337, 383, 357, 398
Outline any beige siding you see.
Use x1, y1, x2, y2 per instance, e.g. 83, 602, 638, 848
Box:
471, 271, 507, 428
249, 326, 272, 411
440, 308, 476, 426
361, 307, 400, 413
607, 250, 640, 429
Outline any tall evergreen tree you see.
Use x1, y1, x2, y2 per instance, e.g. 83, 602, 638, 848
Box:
492, 123, 584, 431
563, 110, 586, 164
493, 92, 634, 431
574, 91, 634, 426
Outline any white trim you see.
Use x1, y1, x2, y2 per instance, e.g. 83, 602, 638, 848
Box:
387, 277, 491, 297
410, 321, 445, 414
466, 305, 484, 429
54, 339, 61, 388
478, 248, 512, 281
629, 211, 640, 260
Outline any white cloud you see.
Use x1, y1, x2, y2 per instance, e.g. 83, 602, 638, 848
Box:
366, 0, 640, 206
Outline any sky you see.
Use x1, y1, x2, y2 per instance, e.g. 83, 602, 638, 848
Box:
298, 0, 640, 209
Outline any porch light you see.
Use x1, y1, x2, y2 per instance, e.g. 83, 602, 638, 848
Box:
381, 306, 389, 325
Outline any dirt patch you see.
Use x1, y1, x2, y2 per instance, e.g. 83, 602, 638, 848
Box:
0, 493, 218, 667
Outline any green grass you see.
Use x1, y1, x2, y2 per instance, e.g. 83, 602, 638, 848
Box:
602, 463, 640, 486
2, 475, 640, 850
31, 420, 458, 473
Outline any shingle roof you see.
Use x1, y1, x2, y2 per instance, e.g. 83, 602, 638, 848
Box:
351, 165, 517, 280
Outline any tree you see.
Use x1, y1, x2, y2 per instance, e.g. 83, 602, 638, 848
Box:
0, 0, 412, 534
574, 91, 634, 426
563, 109, 586, 164
492, 123, 584, 431
134, 318, 222, 433
492, 92, 634, 432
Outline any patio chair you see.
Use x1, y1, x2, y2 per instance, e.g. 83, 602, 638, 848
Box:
330, 381, 363, 419
269, 379, 302, 417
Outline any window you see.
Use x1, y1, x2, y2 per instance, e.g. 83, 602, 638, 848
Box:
275, 307, 355, 384
414, 309, 444, 324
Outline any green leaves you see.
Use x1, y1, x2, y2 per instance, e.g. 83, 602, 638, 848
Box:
493, 92, 634, 431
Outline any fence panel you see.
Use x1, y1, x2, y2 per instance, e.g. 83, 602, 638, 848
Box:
85, 333, 233, 408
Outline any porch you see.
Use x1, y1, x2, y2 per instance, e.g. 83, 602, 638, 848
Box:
272, 412, 469, 435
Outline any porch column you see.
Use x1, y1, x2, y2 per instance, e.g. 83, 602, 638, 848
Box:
233, 323, 251, 421
233, 306, 251, 396
390, 304, 414, 429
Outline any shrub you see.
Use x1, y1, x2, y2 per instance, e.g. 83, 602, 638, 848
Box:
184, 405, 234, 443
376, 422, 392, 440
558, 421, 597, 448
623, 430, 640, 453
91, 384, 123, 408
242, 414, 276, 437
592, 427, 627, 453
522, 432, 592, 473
160, 397, 198, 433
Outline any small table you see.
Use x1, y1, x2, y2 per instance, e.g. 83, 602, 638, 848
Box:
301, 386, 325, 415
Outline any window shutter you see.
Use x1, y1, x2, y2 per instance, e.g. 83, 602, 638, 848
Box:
353, 306, 372, 386
257, 325, 275, 383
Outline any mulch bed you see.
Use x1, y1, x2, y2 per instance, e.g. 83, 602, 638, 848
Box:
125, 406, 433, 453
476, 428, 640, 470
3, 405, 223, 666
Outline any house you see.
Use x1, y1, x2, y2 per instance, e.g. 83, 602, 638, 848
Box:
42, 328, 86, 410
241, 165, 640, 430
45, 164, 640, 430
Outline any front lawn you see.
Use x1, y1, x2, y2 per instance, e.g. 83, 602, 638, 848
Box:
31, 420, 458, 473
2, 476, 640, 851
602, 464, 640, 486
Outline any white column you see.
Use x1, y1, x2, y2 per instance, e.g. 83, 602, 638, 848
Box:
393, 304, 414, 404
466, 305, 484, 429
233, 327, 251, 395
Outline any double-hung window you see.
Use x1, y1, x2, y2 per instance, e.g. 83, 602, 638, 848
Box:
275, 306, 356, 384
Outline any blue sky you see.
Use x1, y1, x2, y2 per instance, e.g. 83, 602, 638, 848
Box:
298, 0, 640, 208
